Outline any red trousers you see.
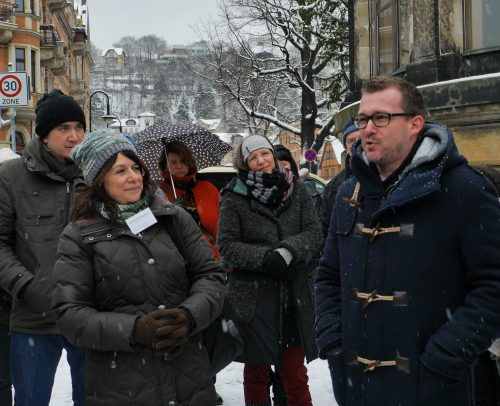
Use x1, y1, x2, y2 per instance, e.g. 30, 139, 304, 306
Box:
243, 346, 312, 406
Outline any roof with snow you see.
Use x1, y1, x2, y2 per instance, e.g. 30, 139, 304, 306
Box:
214, 133, 245, 145
196, 119, 222, 131
101, 48, 125, 57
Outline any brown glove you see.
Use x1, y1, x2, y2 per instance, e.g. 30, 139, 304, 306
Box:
132, 309, 173, 346
154, 308, 193, 356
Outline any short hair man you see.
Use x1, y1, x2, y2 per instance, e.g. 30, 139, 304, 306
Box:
315, 76, 500, 405
0, 90, 87, 405
321, 118, 360, 236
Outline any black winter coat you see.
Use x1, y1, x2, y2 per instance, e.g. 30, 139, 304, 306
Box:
321, 161, 351, 237
218, 178, 322, 365
53, 201, 226, 406
0, 138, 81, 333
315, 122, 500, 406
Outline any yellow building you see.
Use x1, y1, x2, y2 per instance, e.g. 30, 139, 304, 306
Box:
0, 0, 92, 153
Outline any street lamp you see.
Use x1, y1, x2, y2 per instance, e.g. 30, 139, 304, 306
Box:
89, 90, 113, 131
109, 117, 123, 132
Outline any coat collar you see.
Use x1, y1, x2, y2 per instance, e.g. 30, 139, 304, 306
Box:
350, 121, 467, 215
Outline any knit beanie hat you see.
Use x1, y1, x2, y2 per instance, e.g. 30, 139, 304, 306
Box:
71, 130, 136, 185
274, 144, 299, 177
241, 135, 275, 162
35, 89, 86, 140
342, 118, 358, 148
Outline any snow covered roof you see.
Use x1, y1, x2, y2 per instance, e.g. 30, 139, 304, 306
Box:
323, 136, 345, 164
101, 48, 125, 57
197, 119, 221, 131
214, 133, 245, 145
138, 112, 156, 117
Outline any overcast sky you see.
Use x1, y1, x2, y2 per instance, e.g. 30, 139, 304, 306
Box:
85, 0, 220, 50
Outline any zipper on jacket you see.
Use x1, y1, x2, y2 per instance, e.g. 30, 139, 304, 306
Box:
64, 182, 71, 224
151, 353, 165, 403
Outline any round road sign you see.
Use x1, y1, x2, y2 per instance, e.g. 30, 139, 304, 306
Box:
304, 148, 317, 162
0, 75, 22, 98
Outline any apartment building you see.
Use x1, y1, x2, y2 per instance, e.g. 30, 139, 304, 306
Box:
337, 0, 500, 167
0, 0, 92, 153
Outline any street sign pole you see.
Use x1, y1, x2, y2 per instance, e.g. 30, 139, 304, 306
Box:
7, 65, 15, 152
304, 148, 317, 174
1, 67, 29, 153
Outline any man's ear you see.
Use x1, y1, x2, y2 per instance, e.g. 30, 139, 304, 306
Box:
409, 115, 425, 139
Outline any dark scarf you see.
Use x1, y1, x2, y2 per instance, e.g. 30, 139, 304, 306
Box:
40, 142, 81, 182
160, 170, 201, 226
237, 162, 294, 207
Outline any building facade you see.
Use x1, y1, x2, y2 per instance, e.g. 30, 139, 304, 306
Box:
0, 0, 92, 152
338, 0, 500, 167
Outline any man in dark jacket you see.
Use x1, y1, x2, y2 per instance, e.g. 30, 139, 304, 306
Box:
315, 76, 500, 406
0, 90, 87, 406
321, 119, 360, 237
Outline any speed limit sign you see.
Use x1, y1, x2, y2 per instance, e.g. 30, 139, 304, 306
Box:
0, 72, 29, 107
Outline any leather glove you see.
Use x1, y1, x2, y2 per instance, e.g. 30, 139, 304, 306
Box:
262, 250, 290, 280
154, 308, 193, 357
132, 309, 173, 346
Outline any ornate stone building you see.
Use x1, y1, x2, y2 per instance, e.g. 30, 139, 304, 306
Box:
337, 0, 500, 167
0, 0, 92, 152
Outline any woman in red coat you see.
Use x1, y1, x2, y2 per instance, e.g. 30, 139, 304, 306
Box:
159, 141, 220, 261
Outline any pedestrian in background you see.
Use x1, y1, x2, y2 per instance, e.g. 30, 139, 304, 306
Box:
53, 130, 226, 405
159, 140, 221, 261
0, 90, 87, 406
218, 134, 321, 406
274, 144, 299, 178
321, 118, 360, 237
315, 76, 500, 405
0, 148, 20, 406
298, 167, 323, 216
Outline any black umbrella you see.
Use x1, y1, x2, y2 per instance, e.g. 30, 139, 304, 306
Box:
132, 123, 232, 182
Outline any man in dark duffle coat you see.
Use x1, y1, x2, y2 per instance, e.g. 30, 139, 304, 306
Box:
315, 76, 500, 406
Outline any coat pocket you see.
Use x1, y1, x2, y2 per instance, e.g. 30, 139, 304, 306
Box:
85, 351, 116, 397
226, 277, 258, 323
417, 363, 473, 406
327, 352, 346, 406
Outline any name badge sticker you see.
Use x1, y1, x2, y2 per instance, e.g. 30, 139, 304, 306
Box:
125, 208, 158, 234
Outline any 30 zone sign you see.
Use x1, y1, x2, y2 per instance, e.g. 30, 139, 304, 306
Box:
0, 72, 29, 107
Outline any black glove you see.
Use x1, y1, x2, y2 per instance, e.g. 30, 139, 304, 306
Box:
262, 251, 289, 280
133, 309, 172, 346
154, 308, 193, 358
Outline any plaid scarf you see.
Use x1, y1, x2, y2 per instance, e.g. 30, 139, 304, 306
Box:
237, 162, 294, 207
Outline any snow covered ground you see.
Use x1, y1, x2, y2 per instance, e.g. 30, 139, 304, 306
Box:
50, 351, 337, 405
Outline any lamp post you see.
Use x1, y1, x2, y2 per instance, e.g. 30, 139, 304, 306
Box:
89, 90, 114, 131
110, 117, 123, 132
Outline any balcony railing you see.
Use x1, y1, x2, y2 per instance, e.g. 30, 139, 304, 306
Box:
0, 2, 16, 44
47, 0, 67, 11
0, 2, 15, 23
40, 24, 67, 75
40, 24, 60, 47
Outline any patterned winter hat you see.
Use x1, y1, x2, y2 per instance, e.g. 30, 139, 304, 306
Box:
71, 130, 136, 185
